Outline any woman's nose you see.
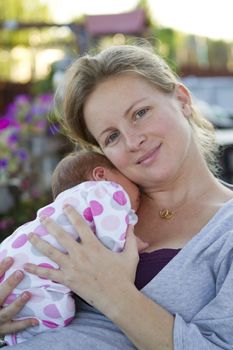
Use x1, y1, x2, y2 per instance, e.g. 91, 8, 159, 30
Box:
125, 131, 146, 151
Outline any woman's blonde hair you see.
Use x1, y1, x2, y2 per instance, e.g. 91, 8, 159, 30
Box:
56, 44, 219, 174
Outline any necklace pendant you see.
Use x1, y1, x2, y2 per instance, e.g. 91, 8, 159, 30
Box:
159, 208, 174, 220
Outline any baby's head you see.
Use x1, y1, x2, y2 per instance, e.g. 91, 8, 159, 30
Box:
52, 150, 140, 211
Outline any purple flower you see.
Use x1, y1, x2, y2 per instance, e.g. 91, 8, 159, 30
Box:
39, 94, 53, 104
16, 149, 28, 161
0, 114, 20, 130
31, 104, 48, 116
5, 103, 17, 120
35, 120, 47, 130
0, 117, 10, 131
15, 94, 31, 105
0, 158, 8, 169
11, 120, 21, 129
7, 132, 19, 145
25, 112, 33, 123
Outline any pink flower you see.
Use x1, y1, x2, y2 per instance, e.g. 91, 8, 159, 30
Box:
0, 118, 10, 131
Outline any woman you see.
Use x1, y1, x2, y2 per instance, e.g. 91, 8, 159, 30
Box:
1, 44, 233, 349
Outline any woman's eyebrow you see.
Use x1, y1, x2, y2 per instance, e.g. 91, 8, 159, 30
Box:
97, 127, 116, 141
124, 97, 147, 117
97, 97, 147, 140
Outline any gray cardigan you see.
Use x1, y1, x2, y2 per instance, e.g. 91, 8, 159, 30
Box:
8, 198, 233, 349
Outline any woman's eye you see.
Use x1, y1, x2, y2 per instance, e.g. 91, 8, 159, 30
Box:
105, 131, 120, 145
135, 108, 149, 120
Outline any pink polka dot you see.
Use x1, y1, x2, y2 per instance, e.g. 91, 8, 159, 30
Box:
125, 214, 129, 225
0, 249, 7, 262
31, 291, 46, 303
38, 263, 55, 269
101, 215, 120, 230
64, 316, 74, 326
39, 206, 55, 217
113, 191, 127, 206
94, 186, 107, 199
12, 234, 28, 249
90, 200, 103, 216
34, 224, 48, 237
38, 263, 55, 280
4, 293, 17, 305
42, 320, 59, 328
83, 207, 93, 222
43, 304, 61, 319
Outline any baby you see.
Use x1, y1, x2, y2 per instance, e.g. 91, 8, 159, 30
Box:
0, 150, 141, 345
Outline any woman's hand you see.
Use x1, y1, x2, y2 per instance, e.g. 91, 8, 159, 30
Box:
24, 204, 140, 314
0, 257, 39, 335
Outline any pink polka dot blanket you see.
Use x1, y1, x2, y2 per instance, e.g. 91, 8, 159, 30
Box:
0, 181, 138, 345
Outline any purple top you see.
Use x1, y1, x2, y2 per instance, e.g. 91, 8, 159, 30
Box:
135, 249, 181, 290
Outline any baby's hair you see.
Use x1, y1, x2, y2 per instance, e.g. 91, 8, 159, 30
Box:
51, 150, 116, 198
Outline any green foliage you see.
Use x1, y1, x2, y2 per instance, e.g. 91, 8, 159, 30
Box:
0, 0, 52, 48
137, 0, 154, 26
0, 0, 51, 22
150, 27, 179, 72
0, 189, 52, 242
207, 39, 229, 70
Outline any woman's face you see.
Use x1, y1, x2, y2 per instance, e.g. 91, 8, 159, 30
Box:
84, 73, 194, 190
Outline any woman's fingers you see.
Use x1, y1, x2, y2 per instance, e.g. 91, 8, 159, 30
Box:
0, 259, 39, 336
28, 232, 68, 266
0, 317, 38, 336
0, 257, 14, 277
63, 204, 100, 245
38, 216, 81, 253
25, 233, 68, 283
124, 225, 139, 254
119, 225, 140, 283
0, 291, 39, 335
122, 225, 139, 263
24, 262, 62, 283
135, 237, 149, 253
40, 205, 100, 249
0, 292, 30, 325
0, 270, 24, 306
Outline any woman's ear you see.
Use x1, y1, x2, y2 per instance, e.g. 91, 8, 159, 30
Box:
175, 84, 192, 117
91, 166, 107, 181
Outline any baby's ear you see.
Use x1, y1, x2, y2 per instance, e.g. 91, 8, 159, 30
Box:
92, 166, 107, 181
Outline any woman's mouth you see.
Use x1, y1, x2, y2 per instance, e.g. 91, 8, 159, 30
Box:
136, 144, 161, 165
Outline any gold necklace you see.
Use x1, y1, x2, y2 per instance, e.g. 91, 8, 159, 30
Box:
159, 208, 174, 220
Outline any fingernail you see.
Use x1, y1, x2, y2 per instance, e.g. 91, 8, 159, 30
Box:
23, 263, 30, 270
3, 257, 13, 264
28, 233, 37, 240
31, 319, 39, 326
15, 270, 24, 281
21, 291, 31, 301
39, 216, 46, 223
63, 203, 70, 210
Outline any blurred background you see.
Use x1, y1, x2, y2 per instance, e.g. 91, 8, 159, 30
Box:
1, 0, 233, 240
